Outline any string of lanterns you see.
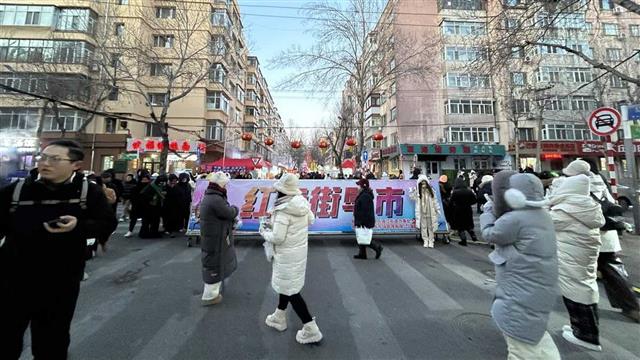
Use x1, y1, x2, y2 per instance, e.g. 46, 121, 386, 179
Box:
238, 131, 384, 150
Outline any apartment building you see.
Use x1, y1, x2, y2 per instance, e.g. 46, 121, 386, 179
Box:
360, 0, 640, 177
0, 0, 282, 175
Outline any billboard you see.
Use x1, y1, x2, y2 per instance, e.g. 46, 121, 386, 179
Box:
190, 179, 448, 235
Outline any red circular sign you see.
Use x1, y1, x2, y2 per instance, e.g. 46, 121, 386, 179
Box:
587, 107, 622, 136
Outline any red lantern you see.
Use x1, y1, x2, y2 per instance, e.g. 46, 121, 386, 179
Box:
181, 141, 191, 152
346, 137, 357, 147
373, 132, 384, 142
156, 141, 164, 150
318, 139, 329, 149
169, 140, 178, 151
264, 137, 274, 146
290, 140, 301, 149
241, 132, 253, 141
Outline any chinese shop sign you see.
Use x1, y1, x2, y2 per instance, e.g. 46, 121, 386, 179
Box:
191, 180, 448, 234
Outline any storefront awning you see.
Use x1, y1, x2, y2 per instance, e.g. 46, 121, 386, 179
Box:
400, 144, 505, 157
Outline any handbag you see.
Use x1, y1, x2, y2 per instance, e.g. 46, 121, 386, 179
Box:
355, 227, 373, 245
590, 193, 626, 231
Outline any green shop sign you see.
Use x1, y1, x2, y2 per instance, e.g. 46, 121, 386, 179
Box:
400, 144, 505, 156
631, 124, 640, 139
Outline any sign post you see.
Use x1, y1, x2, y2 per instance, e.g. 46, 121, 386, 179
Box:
587, 107, 622, 199
621, 105, 640, 234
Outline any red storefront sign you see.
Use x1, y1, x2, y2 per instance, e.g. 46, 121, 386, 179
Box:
510, 141, 640, 157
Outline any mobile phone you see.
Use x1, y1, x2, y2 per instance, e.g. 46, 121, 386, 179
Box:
46, 217, 69, 229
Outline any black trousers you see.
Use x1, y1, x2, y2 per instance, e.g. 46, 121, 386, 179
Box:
598, 252, 640, 312
563, 296, 600, 345
458, 229, 477, 241
139, 207, 161, 238
278, 293, 313, 324
0, 280, 81, 360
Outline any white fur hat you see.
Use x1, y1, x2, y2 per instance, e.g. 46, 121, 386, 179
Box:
273, 173, 302, 196
481, 175, 494, 184
207, 171, 230, 187
562, 159, 591, 177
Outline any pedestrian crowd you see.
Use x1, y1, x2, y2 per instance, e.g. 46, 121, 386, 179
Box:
0, 140, 638, 359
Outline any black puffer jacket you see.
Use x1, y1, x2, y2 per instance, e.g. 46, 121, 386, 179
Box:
354, 188, 375, 229
450, 178, 477, 231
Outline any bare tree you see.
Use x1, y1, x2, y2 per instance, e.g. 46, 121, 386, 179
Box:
319, 101, 355, 176
272, 0, 438, 164
100, 1, 226, 174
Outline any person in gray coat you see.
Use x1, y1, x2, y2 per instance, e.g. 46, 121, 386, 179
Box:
199, 172, 239, 306
480, 172, 561, 359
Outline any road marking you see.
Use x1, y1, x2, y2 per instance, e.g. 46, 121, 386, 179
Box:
423, 248, 496, 293
383, 248, 463, 311
326, 247, 406, 360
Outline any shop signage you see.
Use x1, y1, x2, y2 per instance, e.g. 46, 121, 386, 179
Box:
627, 105, 640, 121
0, 137, 38, 150
370, 149, 381, 161
401, 144, 505, 156
380, 145, 400, 158
580, 141, 640, 155
509, 142, 577, 154
189, 179, 448, 234
513, 141, 640, 156
631, 124, 640, 139
126, 138, 206, 154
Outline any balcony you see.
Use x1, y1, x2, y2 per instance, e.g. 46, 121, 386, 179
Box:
365, 106, 380, 119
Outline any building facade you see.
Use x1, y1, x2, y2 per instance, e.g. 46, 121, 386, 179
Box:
359, 0, 640, 179
0, 0, 282, 176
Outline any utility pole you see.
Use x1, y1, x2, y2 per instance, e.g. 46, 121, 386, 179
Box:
621, 105, 640, 235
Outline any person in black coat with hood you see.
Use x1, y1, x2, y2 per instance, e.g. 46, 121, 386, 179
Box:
450, 176, 478, 246
177, 172, 193, 231
353, 178, 383, 259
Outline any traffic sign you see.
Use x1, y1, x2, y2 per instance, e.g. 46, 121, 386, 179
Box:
628, 104, 640, 121
251, 157, 261, 166
587, 107, 622, 136
362, 150, 369, 162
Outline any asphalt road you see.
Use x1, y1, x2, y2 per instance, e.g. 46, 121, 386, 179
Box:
17, 219, 640, 360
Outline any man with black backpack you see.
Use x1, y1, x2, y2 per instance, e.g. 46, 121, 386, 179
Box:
0, 140, 116, 359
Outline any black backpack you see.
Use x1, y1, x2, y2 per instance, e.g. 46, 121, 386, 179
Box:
590, 193, 626, 231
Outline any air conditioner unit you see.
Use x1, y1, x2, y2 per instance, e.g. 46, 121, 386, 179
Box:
618, 33, 627, 39
438, 137, 447, 143
613, 7, 623, 15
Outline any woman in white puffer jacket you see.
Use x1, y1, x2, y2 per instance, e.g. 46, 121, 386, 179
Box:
549, 174, 605, 351
259, 174, 323, 344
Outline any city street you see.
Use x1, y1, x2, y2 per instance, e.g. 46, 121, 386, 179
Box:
17, 217, 640, 360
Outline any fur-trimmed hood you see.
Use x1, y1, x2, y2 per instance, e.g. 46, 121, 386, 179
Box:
504, 174, 548, 210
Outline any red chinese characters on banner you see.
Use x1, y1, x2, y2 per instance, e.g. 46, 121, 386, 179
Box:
145, 139, 155, 150
240, 187, 275, 219
341, 187, 359, 212
375, 187, 404, 218
309, 186, 342, 218
181, 141, 191, 152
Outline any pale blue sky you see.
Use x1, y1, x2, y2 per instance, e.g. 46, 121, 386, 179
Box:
238, 0, 340, 135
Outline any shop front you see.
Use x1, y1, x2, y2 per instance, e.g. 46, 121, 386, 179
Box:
0, 136, 38, 178
126, 137, 207, 174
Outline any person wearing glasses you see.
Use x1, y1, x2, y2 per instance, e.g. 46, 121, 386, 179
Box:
0, 140, 116, 359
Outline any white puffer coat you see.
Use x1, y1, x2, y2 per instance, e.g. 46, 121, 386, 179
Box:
261, 195, 315, 296
410, 175, 440, 236
589, 173, 622, 253
549, 175, 605, 305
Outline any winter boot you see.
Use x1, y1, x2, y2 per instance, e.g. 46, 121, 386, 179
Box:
562, 329, 602, 352
370, 241, 383, 259
265, 308, 287, 331
469, 230, 479, 242
201, 282, 222, 306
458, 232, 468, 246
296, 318, 323, 344
354, 245, 367, 260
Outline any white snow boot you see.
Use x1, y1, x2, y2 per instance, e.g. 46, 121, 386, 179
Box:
124, 231, 133, 238
296, 318, 323, 344
562, 329, 601, 352
201, 282, 222, 306
265, 308, 287, 331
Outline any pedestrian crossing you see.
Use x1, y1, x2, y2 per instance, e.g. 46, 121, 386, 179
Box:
18, 234, 640, 360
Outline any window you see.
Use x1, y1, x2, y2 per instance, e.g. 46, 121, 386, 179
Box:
108, 86, 118, 100
114, 23, 125, 36
210, 36, 227, 55
105, 117, 116, 133
510, 46, 524, 58
440, 0, 485, 10
445, 45, 487, 61
511, 72, 526, 86
150, 63, 170, 76
536, 12, 587, 29
206, 91, 230, 113
145, 123, 163, 137
209, 63, 226, 83
600, 0, 614, 10
43, 110, 85, 131
445, 100, 494, 115
247, 90, 258, 102
442, 21, 486, 36
0, 39, 94, 64
0, 5, 55, 26
543, 96, 570, 111
101, 156, 114, 171
56, 8, 97, 34
606, 48, 622, 61
517, 128, 535, 141
505, 18, 520, 30
148, 93, 168, 106
110, 53, 121, 68
454, 158, 467, 171
235, 85, 245, 102
211, 9, 231, 28
153, 35, 174, 48
245, 106, 258, 117
543, 123, 599, 140
512, 99, 530, 114
566, 67, 593, 83
390, 107, 397, 122
537, 66, 561, 83
445, 73, 490, 88
117, 0, 128, 4
631, 25, 640, 37
609, 75, 626, 88
155, 7, 176, 19
0, 108, 39, 131
603, 23, 619, 36
206, 120, 225, 141
390, 82, 397, 95
571, 96, 596, 111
